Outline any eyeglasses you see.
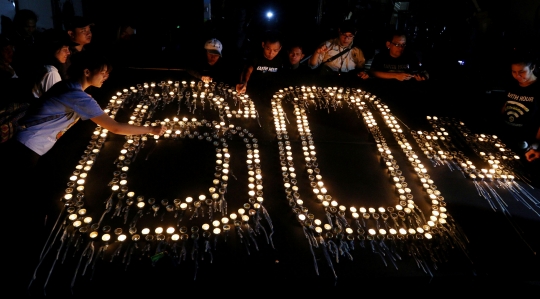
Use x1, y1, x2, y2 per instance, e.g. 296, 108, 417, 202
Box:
390, 42, 406, 48
341, 33, 355, 39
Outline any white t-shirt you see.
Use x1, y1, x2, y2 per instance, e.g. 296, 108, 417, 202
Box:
310, 38, 366, 73
32, 65, 62, 98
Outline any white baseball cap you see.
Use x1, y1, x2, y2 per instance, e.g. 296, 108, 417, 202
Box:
204, 38, 223, 56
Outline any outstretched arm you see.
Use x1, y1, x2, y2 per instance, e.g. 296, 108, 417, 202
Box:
186, 70, 204, 83
370, 70, 415, 81
91, 113, 166, 136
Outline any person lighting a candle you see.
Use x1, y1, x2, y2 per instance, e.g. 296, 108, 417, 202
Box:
236, 30, 284, 102
8, 49, 166, 170
184, 38, 234, 85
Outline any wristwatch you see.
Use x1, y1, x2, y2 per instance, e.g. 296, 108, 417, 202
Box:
525, 142, 539, 152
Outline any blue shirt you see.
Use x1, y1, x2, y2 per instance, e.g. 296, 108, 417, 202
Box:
16, 80, 105, 155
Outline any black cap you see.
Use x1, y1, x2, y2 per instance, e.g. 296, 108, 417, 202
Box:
66, 16, 94, 30
339, 20, 357, 35
39, 28, 79, 48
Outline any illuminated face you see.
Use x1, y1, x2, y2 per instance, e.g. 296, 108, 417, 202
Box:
55, 46, 70, 64
288, 47, 304, 65
339, 32, 355, 47
262, 41, 282, 60
87, 66, 110, 88
386, 35, 407, 58
206, 51, 220, 66
511, 63, 536, 86
71, 25, 92, 46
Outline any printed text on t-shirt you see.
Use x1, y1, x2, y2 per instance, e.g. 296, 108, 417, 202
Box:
256, 66, 279, 72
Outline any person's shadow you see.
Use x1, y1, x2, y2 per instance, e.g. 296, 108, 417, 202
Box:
0, 15, 13, 35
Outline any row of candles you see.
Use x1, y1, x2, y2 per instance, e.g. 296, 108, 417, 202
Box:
28, 80, 280, 290
37, 79, 532, 289
68, 82, 534, 247
416, 116, 540, 219
271, 90, 458, 241
269, 89, 474, 277
112, 81, 259, 121
52, 80, 272, 251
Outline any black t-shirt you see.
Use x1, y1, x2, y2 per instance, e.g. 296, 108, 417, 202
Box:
244, 53, 284, 97
280, 62, 314, 88
368, 49, 429, 100
370, 50, 423, 74
496, 78, 540, 149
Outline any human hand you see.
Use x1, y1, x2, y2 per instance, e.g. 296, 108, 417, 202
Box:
150, 125, 166, 136
236, 83, 247, 94
525, 148, 540, 162
201, 76, 212, 83
412, 73, 427, 81
395, 73, 413, 81
357, 71, 369, 79
316, 45, 328, 55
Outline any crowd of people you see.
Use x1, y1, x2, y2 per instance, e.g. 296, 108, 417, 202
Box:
0, 9, 538, 187
1, 11, 166, 187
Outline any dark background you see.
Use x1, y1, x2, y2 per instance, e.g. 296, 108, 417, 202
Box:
12, 67, 540, 296
2, 0, 540, 296
79, 0, 539, 88
3, 0, 539, 88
